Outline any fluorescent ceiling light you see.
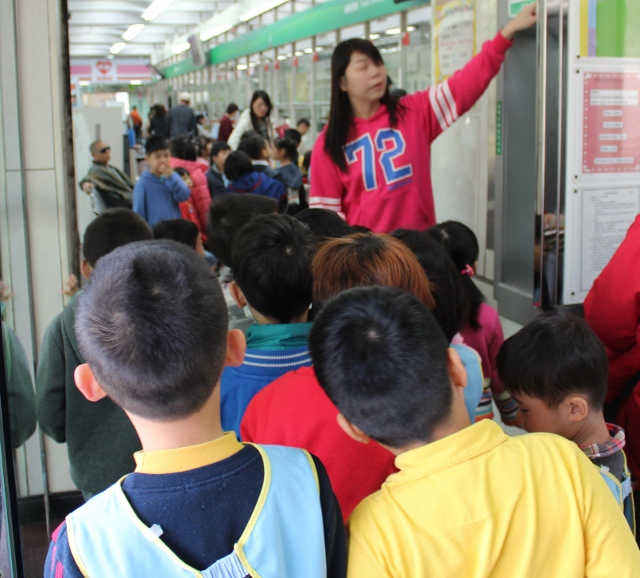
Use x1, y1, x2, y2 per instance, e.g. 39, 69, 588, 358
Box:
295, 51, 302, 56
123, 24, 145, 41
369, 33, 380, 40
277, 54, 287, 60
79, 81, 91, 86
110, 42, 126, 54
316, 46, 324, 51
107, 54, 115, 60
200, 23, 232, 41
237, 64, 248, 70
240, 0, 289, 22
304, 47, 313, 53
407, 26, 416, 32
131, 80, 142, 85
142, 0, 175, 22
173, 42, 191, 54
385, 27, 401, 35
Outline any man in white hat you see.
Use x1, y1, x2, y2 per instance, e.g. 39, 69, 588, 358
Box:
167, 92, 197, 138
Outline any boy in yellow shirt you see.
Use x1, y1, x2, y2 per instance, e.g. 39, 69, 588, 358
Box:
309, 286, 640, 578
497, 311, 635, 532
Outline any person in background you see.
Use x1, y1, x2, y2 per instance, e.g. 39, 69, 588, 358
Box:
498, 312, 635, 533
79, 141, 133, 209
429, 221, 519, 426
206, 141, 231, 198
224, 151, 286, 205
147, 104, 170, 139
273, 138, 303, 190
312, 286, 640, 577
133, 136, 191, 226
296, 118, 313, 155
218, 103, 239, 142
196, 113, 209, 138
221, 215, 314, 438
44, 240, 347, 578
295, 208, 353, 246
36, 209, 153, 501
196, 136, 213, 168
152, 218, 206, 258
228, 90, 275, 150
167, 92, 198, 138
172, 166, 201, 235
169, 136, 211, 238
284, 128, 302, 148
130, 106, 143, 143
239, 133, 279, 178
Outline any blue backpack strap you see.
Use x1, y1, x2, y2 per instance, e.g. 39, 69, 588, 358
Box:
598, 464, 635, 535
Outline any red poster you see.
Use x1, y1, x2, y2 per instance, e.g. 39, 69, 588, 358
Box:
582, 71, 640, 174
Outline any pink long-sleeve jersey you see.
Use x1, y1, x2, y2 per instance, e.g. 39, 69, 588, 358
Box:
309, 33, 513, 233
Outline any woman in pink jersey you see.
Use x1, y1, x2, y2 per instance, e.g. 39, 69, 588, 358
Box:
309, 5, 537, 233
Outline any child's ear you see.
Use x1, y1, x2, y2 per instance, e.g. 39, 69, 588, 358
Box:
229, 282, 247, 310
447, 348, 468, 390
74, 364, 108, 402
80, 259, 93, 281
336, 413, 370, 445
566, 396, 589, 423
225, 329, 246, 367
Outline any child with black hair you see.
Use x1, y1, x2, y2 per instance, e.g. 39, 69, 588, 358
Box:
173, 166, 201, 236
428, 220, 519, 425
133, 135, 191, 226
44, 240, 347, 577
224, 150, 286, 203
295, 208, 353, 243
36, 209, 153, 500
392, 229, 482, 421
497, 312, 635, 532
221, 215, 314, 438
273, 138, 303, 190
206, 141, 231, 198
283, 128, 302, 147
238, 134, 279, 178
152, 218, 205, 257
309, 286, 640, 577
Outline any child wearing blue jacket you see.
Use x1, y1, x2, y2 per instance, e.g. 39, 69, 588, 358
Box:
221, 214, 313, 438
224, 150, 286, 203
133, 135, 191, 225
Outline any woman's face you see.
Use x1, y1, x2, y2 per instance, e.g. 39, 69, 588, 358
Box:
340, 51, 387, 104
252, 97, 269, 119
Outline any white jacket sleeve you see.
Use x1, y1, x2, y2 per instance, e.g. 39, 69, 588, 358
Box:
227, 109, 253, 150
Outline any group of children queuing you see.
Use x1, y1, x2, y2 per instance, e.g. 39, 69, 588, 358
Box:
37, 188, 640, 575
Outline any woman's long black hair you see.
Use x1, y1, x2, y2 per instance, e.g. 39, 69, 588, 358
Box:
427, 221, 484, 330
325, 38, 405, 173
249, 90, 273, 135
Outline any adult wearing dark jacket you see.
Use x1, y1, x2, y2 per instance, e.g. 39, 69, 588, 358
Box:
206, 141, 231, 198
79, 141, 133, 209
148, 104, 170, 138
168, 93, 198, 137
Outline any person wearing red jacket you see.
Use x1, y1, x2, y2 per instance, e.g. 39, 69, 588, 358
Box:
585, 215, 640, 480
309, 5, 537, 233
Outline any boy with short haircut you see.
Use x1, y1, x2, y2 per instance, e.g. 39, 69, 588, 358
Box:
206, 141, 231, 198
133, 135, 191, 226
239, 134, 279, 178
221, 214, 313, 438
309, 286, 640, 577
45, 241, 346, 577
497, 311, 635, 531
152, 218, 205, 257
36, 209, 153, 500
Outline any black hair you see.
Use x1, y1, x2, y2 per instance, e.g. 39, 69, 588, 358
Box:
428, 221, 484, 330
283, 129, 302, 145
75, 241, 229, 420
207, 193, 278, 266
145, 135, 168, 155
296, 118, 310, 128
152, 219, 199, 250
173, 167, 190, 179
170, 136, 197, 161
390, 88, 408, 98
151, 104, 167, 120
224, 151, 255, 181
197, 136, 212, 157
196, 113, 205, 123
210, 141, 231, 160
350, 225, 372, 234
226, 103, 239, 114
249, 90, 272, 133
497, 312, 608, 410
392, 229, 469, 342
275, 138, 298, 164
325, 39, 405, 172
310, 286, 452, 447
295, 208, 352, 240
232, 214, 312, 323
238, 134, 267, 161
83, 208, 153, 267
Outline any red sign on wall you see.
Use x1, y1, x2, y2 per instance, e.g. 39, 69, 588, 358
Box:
583, 72, 640, 174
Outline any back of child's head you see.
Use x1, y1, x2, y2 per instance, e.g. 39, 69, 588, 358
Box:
224, 151, 255, 181
173, 166, 190, 179
75, 240, 229, 420
170, 136, 197, 161
145, 135, 168, 156
197, 136, 212, 156
497, 311, 608, 410
210, 141, 230, 160
232, 214, 312, 323
83, 208, 153, 267
428, 221, 484, 330
295, 208, 353, 241
392, 229, 469, 342
275, 137, 299, 164
207, 193, 278, 266
310, 285, 452, 447
312, 233, 434, 311
152, 219, 199, 251
238, 134, 267, 161
283, 129, 301, 146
